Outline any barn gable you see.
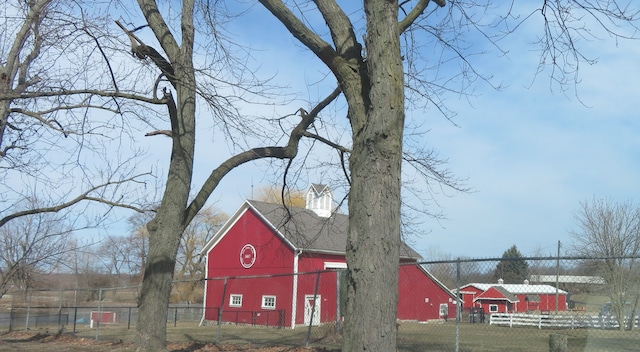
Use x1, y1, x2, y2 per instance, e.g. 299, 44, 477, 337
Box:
203, 199, 422, 259
474, 286, 519, 303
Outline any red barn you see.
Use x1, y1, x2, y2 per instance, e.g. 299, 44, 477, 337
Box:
201, 184, 457, 328
459, 280, 568, 314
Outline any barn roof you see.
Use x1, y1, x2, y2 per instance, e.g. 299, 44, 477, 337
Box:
529, 275, 606, 285
474, 286, 519, 303
246, 200, 422, 259
307, 183, 330, 195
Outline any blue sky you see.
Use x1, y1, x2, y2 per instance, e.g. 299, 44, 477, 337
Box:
412, 31, 640, 258
57, 2, 639, 261
182, 3, 640, 260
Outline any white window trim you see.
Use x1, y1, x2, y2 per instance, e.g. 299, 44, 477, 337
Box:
324, 261, 347, 270
229, 294, 242, 307
489, 304, 499, 313
262, 295, 276, 310
439, 303, 448, 315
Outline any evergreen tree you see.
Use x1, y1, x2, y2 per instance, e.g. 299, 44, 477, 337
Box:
494, 245, 529, 284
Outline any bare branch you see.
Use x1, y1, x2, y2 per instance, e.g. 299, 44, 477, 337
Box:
0, 174, 150, 228
258, 0, 338, 67
2, 89, 168, 105
399, 0, 446, 34
145, 130, 172, 137
185, 87, 342, 224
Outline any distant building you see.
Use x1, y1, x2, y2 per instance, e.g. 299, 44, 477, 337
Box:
458, 279, 568, 314
529, 274, 605, 294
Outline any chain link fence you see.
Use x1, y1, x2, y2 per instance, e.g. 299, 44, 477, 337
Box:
1, 256, 638, 351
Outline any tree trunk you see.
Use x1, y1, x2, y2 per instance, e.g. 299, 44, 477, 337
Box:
549, 334, 568, 352
134, 83, 196, 351
134, 1, 197, 350
629, 294, 640, 330
343, 1, 404, 351
135, 219, 185, 351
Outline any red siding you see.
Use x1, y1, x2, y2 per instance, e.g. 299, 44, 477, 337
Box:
295, 253, 345, 325
294, 269, 340, 325
207, 208, 294, 277
398, 265, 456, 321
204, 204, 457, 327
527, 293, 566, 312
204, 208, 295, 326
459, 284, 567, 314
460, 286, 484, 310
298, 253, 344, 272
479, 300, 511, 313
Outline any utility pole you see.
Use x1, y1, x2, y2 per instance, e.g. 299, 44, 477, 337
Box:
556, 240, 560, 315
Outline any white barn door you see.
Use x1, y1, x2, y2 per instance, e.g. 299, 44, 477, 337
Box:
304, 295, 321, 326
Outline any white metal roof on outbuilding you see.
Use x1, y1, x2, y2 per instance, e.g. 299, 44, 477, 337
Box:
464, 283, 568, 295
529, 275, 606, 285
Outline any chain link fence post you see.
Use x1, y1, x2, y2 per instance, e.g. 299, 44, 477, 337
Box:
455, 257, 461, 352
305, 270, 321, 347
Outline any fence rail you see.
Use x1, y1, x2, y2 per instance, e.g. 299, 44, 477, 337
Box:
490, 313, 640, 330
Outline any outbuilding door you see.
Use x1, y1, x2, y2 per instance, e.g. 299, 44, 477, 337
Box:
304, 295, 321, 326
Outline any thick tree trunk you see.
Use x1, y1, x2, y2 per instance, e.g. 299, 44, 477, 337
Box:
134, 2, 197, 350
135, 221, 184, 351
343, 1, 404, 351
134, 80, 196, 351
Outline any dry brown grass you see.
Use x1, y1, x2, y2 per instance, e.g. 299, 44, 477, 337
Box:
3, 319, 640, 351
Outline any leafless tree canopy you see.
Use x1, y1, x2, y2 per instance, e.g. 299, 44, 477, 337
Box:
571, 198, 640, 330
0, 204, 73, 297
1, 0, 152, 230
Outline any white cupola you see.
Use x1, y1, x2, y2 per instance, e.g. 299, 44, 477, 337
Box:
305, 184, 333, 218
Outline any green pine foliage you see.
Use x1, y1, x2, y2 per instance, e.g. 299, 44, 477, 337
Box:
494, 245, 529, 284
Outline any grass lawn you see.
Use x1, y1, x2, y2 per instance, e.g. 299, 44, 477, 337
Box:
16, 319, 640, 352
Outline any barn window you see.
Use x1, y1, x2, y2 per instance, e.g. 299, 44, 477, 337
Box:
439, 304, 448, 318
489, 304, 498, 313
262, 295, 276, 309
229, 294, 242, 307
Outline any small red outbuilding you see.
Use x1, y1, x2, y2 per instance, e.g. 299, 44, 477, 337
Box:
458, 280, 568, 314
201, 184, 457, 328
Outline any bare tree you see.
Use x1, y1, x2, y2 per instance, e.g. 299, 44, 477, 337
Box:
571, 198, 640, 330
98, 235, 136, 287
126, 210, 153, 279
1, 0, 150, 231
109, 2, 346, 349
0, 204, 73, 297
173, 206, 227, 303
254, 1, 639, 350
254, 185, 306, 208
3, 2, 460, 349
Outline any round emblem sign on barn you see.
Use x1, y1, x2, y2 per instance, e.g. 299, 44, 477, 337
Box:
240, 244, 256, 268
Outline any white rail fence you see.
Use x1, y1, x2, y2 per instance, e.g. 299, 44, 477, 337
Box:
489, 313, 640, 330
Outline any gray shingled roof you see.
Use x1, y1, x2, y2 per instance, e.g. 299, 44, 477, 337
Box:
247, 200, 421, 259
474, 285, 520, 303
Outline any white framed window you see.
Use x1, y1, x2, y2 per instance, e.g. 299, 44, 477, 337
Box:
489, 304, 499, 313
439, 303, 449, 317
229, 294, 242, 307
262, 295, 276, 309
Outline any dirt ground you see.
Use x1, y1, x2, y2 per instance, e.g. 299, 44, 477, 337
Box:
0, 331, 329, 352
